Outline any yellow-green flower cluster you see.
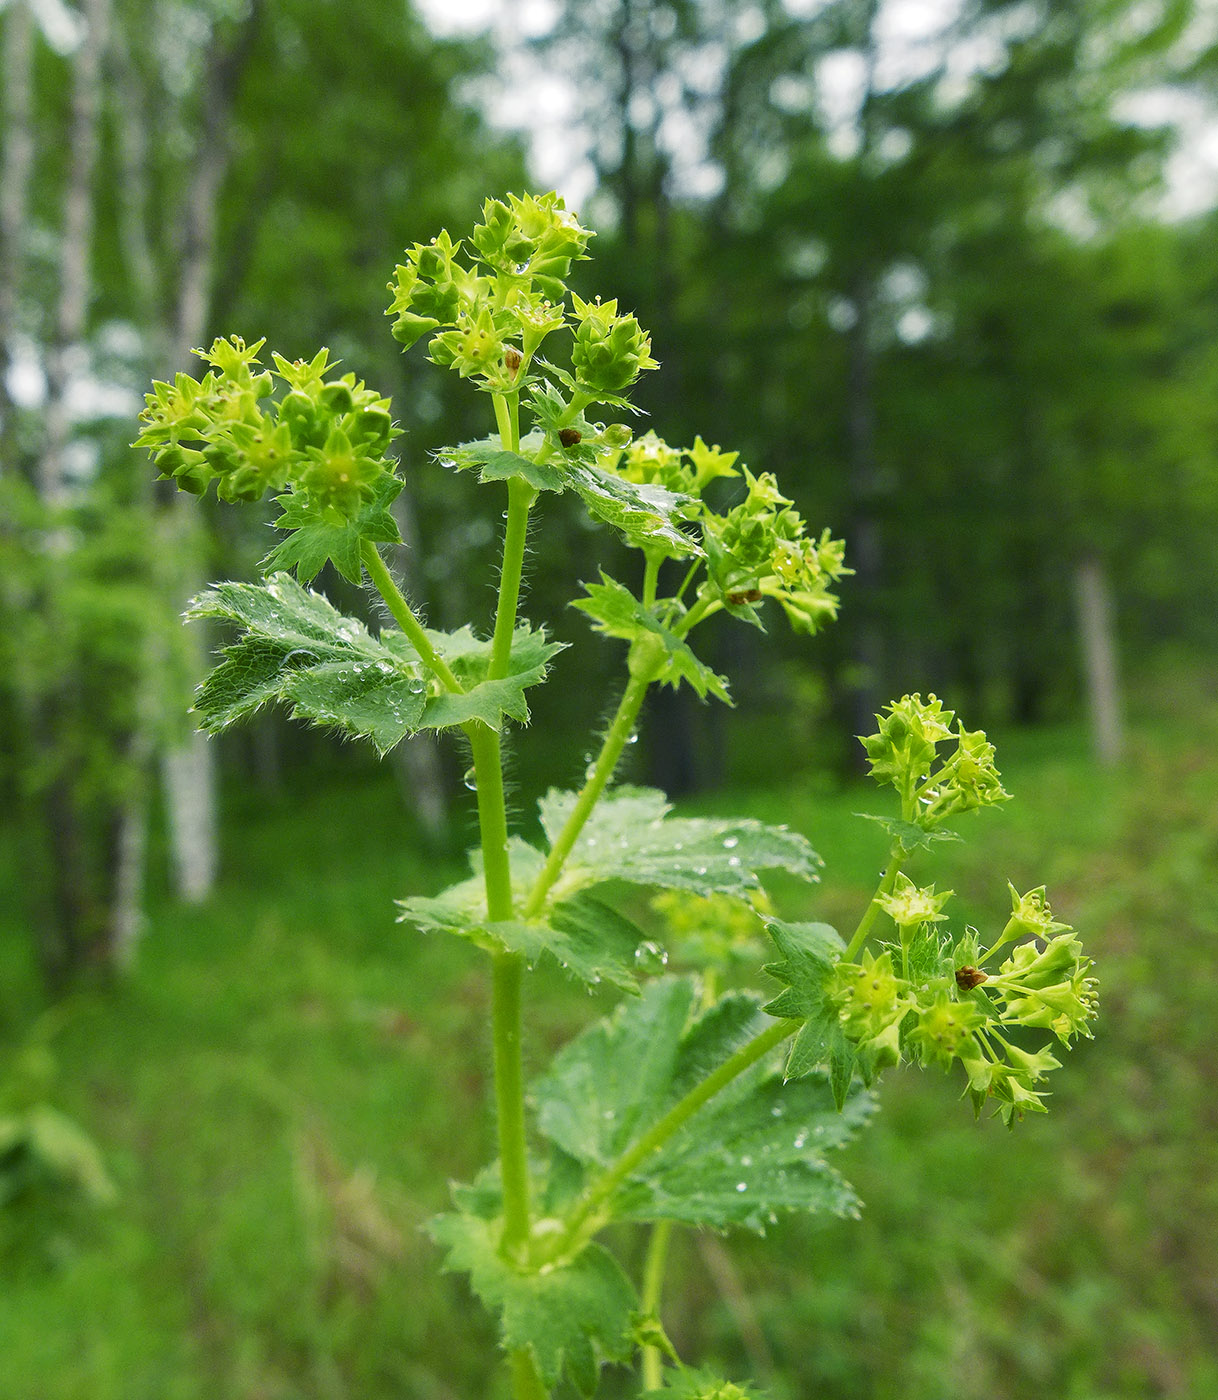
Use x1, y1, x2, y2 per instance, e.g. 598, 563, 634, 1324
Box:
136, 339, 396, 516
701, 469, 849, 635
828, 882, 1097, 1125
386, 193, 653, 396
861, 694, 1009, 825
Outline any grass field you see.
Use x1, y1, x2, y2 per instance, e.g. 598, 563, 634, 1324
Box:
2, 681, 1215, 1400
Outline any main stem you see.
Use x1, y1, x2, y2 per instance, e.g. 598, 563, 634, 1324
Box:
640, 1220, 674, 1389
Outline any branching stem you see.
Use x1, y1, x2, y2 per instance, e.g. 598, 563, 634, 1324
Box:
640, 1220, 675, 1389
522, 644, 664, 919
844, 852, 902, 961
360, 541, 464, 693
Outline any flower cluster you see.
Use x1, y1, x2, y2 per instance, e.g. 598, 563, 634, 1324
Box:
861, 694, 1009, 825
385, 193, 659, 402
700, 469, 849, 635
136, 339, 396, 516
830, 881, 1097, 1125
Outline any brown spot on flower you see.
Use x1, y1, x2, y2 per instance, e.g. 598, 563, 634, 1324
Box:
727, 589, 764, 605
559, 428, 582, 448
955, 966, 988, 990
504, 347, 522, 373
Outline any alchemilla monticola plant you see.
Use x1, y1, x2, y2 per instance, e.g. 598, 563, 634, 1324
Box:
138, 192, 1098, 1400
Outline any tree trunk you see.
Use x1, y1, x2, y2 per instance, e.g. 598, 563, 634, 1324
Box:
1074, 555, 1124, 766
157, 3, 266, 903
0, 0, 35, 474
40, 0, 111, 504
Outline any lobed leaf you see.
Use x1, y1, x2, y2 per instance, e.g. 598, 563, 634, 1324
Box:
539, 786, 821, 903
442, 426, 699, 555
261, 472, 403, 583
533, 979, 869, 1233
398, 847, 647, 991
190, 575, 560, 753
429, 1210, 636, 1396
856, 813, 962, 856
438, 436, 566, 493
573, 574, 730, 701
642, 1366, 773, 1399
762, 920, 854, 1092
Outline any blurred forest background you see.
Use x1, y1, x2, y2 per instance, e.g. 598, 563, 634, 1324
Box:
1, 0, 1216, 1397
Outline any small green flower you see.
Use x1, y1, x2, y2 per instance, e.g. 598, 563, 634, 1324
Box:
877, 873, 952, 930
832, 949, 908, 1040
570, 293, 658, 394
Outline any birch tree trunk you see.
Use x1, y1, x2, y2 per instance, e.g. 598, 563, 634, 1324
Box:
40, 0, 111, 504
157, 3, 266, 903
0, 0, 35, 474
1074, 555, 1125, 767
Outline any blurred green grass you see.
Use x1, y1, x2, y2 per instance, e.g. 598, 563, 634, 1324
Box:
1, 681, 1216, 1400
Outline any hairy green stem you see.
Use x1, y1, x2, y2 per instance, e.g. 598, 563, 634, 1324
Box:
491, 477, 536, 680
558, 1019, 798, 1252
642, 551, 662, 609
493, 391, 518, 453
522, 644, 664, 919
640, 1220, 675, 1389
361, 542, 464, 694
843, 853, 902, 961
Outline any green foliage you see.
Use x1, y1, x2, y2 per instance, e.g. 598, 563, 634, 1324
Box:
138, 190, 1100, 1400
428, 1211, 636, 1395
642, 1367, 770, 1399
533, 979, 869, 1234
188, 574, 562, 753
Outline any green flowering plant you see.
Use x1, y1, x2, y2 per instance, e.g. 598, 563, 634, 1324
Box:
138, 193, 1097, 1399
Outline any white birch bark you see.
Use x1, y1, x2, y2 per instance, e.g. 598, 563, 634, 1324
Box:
156, 2, 267, 902
0, 0, 36, 470
39, 0, 112, 505
1074, 556, 1125, 767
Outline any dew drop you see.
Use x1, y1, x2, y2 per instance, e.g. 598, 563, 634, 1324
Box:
283, 648, 319, 668
694, 865, 708, 876
794, 1131, 808, 1149
462, 767, 478, 790
722, 835, 739, 849
626, 732, 638, 744
771, 1105, 785, 1118
728, 856, 741, 868
634, 940, 668, 973
740, 1155, 752, 1167
735, 1181, 748, 1193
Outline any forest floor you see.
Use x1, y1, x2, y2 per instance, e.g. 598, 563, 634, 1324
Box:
2, 677, 1216, 1400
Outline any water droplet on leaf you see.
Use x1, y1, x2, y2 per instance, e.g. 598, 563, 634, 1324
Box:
462, 767, 478, 790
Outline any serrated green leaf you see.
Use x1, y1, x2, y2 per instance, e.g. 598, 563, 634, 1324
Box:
856, 813, 962, 855
642, 1365, 773, 1399
573, 574, 730, 702
428, 1210, 636, 1395
398, 849, 646, 991
438, 437, 566, 492
533, 979, 868, 1234
261, 472, 403, 583
535, 980, 703, 1166
762, 920, 845, 1080
384, 622, 563, 731
540, 786, 820, 903
407, 623, 564, 730
619, 1068, 868, 1231
562, 458, 700, 556
187, 575, 428, 754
